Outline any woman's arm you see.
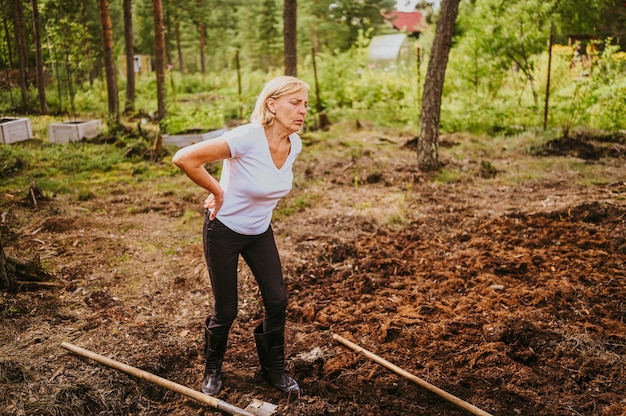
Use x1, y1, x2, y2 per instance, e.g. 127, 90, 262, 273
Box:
172, 138, 231, 218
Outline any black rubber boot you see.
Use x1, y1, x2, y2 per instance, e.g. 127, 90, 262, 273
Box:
254, 323, 300, 394
201, 320, 228, 396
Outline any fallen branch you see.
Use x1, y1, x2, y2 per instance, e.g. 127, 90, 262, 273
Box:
6, 254, 54, 282
17, 280, 65, 290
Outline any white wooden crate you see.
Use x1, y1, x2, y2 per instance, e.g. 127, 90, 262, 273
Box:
0, 117, 33, 144
48, 120, 102, 144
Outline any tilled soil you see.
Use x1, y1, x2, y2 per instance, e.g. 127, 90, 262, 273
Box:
1, 130, 625, 415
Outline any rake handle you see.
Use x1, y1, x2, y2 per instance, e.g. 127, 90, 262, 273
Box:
332, 334, 493, 416
60, 342, 256, 416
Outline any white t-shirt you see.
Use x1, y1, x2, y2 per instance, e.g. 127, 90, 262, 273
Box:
215, 123, 302, 235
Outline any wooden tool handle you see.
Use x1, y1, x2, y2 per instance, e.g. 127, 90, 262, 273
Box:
332, 334, 493, 416
60, 342, 255, 416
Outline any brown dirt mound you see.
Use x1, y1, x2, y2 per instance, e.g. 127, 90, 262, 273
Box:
535, 130, 626, 160
1, 130, 626, 415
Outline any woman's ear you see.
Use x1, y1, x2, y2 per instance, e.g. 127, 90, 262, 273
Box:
266, 98, 276, 114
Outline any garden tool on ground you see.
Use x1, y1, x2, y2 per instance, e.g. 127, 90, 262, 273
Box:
60, 342, 277, 416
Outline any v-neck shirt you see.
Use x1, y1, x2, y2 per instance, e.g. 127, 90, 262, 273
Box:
216, 122, 302, 235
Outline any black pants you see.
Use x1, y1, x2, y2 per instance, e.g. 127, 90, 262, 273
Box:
202, 214, 288, 336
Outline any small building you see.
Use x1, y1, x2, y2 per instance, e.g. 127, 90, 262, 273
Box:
382, 11, 428, 38
369, 10, 427, 66
118, 54, 152, 77
369, 33, 412, 67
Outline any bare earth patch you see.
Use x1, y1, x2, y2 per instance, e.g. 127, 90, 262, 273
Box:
1, 130, 625, 415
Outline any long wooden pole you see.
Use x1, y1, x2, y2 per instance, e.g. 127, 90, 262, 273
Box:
332, 334, 493, 416
543, 30, 554, 131
311, 47, 330, 129
60, 342, 260, 416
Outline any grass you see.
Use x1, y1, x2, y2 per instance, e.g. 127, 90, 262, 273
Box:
1, 115, 620, 226
0, 134, 180, 205
275, 192, 319, 220
434, 169, 465, 184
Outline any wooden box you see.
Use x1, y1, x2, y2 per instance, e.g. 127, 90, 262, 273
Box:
48, 120, 102, 144
0, 117, 33, 144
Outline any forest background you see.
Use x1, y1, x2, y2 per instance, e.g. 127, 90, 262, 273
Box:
1, 0, 625, 140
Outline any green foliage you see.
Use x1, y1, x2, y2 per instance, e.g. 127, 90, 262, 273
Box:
588, 84, 626, 131
274, 193, 316, 220
39, 0, 101, 115
454, 0, 554, 108
443, 0, 626, 136
0, 140, 178, 202
162, 106, 226, 135
549, 80, 594, 137
0, 146, 24, 178
257, 0, 281, 68
591, 40, 626, 85
158, 70, 281, 132
2, 0, 625, 138
72, 81, 109, 114
554, 0, 618, 36
306, 45, 419, 127
326, 0, 396, 49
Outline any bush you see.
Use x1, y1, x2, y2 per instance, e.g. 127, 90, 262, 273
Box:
3, 37, 625, 136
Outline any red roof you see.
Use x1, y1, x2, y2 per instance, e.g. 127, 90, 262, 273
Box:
382, 11, 427, 33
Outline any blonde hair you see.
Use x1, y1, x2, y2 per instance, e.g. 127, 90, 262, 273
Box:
250, 76, 310, 125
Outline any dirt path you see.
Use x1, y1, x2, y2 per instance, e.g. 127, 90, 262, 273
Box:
1, 130, 625, 415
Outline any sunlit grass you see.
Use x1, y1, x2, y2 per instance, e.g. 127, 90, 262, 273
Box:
0, 137, 180, 204
177, 209, 205, 234
275, 192, 319, 220
434, 169, 465, 184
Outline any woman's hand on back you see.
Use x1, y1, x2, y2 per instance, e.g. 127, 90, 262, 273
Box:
204, 191, 224, 220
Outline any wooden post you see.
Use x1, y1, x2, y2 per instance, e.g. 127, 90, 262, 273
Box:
543, 31, 553, 131
236, 50, 242, 120
312, 48, 330, 129
416, 46, 422, 128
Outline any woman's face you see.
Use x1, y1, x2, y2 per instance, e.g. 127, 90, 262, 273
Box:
269, 90, 309, 132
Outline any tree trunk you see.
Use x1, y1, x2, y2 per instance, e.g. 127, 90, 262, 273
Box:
312, 47, 330, 129
2, 14, 15, 69
0, 240, 57, 292
283, 0, 297, 76
61, 28, 77, 117
175, 21, 184, 73
418, 0, 460, 172
0, 240, 11, 292
197, 0, 206, 74
153, 0, 168, 121
12, 0, 29, 111
163, 4, 173, 69
31, 0, 47, 114
98, 0, 120, 124
81, 0, 95, 86
123, 0, 135, 114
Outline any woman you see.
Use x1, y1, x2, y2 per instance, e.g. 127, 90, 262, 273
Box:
172, 76, 309, 396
